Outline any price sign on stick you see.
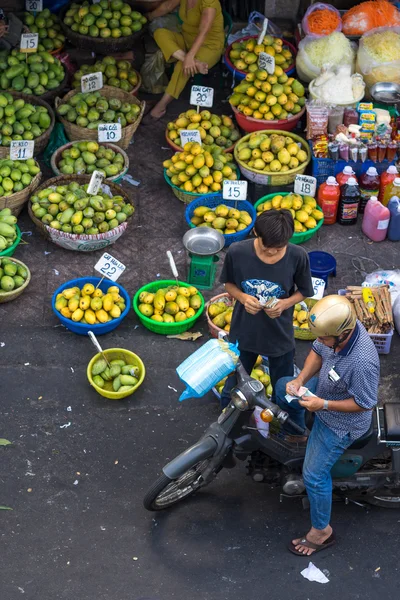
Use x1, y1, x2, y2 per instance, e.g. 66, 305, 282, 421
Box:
98, 123, 121, 143
26, 0, 43, 11
87, 170, 104, 196
258, 52, 275, 74
180, 129, 202, 146
190, 85, 214, 108
223, 180, 248, 201
10, 140, 34, 161
311, 277, 326, 300
20, 33, 39, 53
257, 18, 269, 45
95, 252, 126, 282
294, 175, 317, 198
81, 72, 103, 94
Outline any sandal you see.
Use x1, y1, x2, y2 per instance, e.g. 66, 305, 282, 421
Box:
288, 532, 336, 556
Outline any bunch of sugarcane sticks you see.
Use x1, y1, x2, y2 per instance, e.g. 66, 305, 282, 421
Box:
341, 285, 393, 334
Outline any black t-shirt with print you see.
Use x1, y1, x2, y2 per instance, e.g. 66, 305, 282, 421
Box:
220, 239, 314, 357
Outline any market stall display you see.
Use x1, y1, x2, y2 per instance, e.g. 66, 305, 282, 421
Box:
309, 67, 365, 107
165, 110, 240, 152
301, 3, 342, 36
207, 294, 234, 334
22, 8, 66, 54
0, 50, 66, 100
51, 140, 128, 182
72, 56, 141, 95
293, 298, 317, 340
296, 32, 356, 83
356, 27, 400, 92
87, 348, 145, 399
224, 35, 296, 80
342, 0, 400, 36
0, 158, 42, 216
0, 257, 30, 304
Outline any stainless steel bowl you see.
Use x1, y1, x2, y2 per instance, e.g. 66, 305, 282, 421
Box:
370, 82, 400, 104
182, 228, 225, 256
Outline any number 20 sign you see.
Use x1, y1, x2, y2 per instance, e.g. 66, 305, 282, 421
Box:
190, 85, 214, 108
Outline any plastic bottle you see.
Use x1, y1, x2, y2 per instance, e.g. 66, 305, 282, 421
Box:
337, 177, 360, 225
336, 166, 358, 187
362, 196, 390, 242
383, 177, 400, 207
317, 176, 340, 225
388, 197, 400, 241
359, 167, 381, 214
379, 166, 399, 203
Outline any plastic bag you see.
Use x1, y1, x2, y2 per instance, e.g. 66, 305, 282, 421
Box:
227, 11, 282, 45
177, 339, 240, 401
140, 49, 168, 94
363, 269, 400, 304
393, 294, 400, 335
296, 32, 356, 83
302, 3, 342, 37
42, 123, 69, 168
149, 13, 181, 36
356, 27, 400, 92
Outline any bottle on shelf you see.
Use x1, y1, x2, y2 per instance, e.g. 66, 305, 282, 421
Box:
359, 167, 380, 214
388, 197, 400, 241
336, 166, 358, 187
383, 177, 400, 207
317, 176, 340, 225
362, 196, 390, 242
379, 166, 398, 203
337, 177, 360, 225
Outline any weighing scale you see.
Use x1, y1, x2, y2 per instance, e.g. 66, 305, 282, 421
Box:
182, 228, 225, 290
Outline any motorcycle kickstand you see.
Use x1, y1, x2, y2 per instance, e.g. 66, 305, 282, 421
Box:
344, 497, 369, 510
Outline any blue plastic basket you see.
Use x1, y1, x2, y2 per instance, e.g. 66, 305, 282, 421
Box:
52, 277, 130, 336
185, 195, 256, 247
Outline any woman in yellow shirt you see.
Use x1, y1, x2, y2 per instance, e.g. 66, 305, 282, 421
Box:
147, 0, 225, 119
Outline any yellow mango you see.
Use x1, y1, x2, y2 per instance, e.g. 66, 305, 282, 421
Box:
68, 295, 80, 312
91, 297, 103, 311
111, 293, 122, 302
85, 309, 96, 325
79, 295, 91, 310
165, 289, 177, 302
176, 294, 189, 312
188, 286, 198, 296
96, 309, 109, 323
189, 294, 202, 310
110, 305, 121, 319
55, 297, 67, 311
186, 307, 196, 318
60, 307, 72, 319
102, 293, 114, 312
63, 287, 78, 300
179, 287, 191, 298
163, 313, 174, 323
154, 292, 165, 311
56, 293, 63, 301
83, 283, 95, 296
107, 286, 119, 294
72, 308, 84, 322
143, 293, 155, 305
151, 314, 164, 322
93, 288, 103, 298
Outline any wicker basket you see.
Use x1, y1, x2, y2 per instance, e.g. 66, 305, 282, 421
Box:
55, 86, 145, 150
59, 4, 148, 54
0, 92, 55, 158
41, 68, 70, 104
50, 140, 129, 183
165, 130, 236, 154
130, 71, 141, 96
0, 257, 31, 304
293, 298, 318, 341
0, 162, 42, 216
206, 292, 235, 338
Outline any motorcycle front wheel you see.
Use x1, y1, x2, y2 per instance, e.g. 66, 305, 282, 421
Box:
364, 494, 400, 509
143, 459, 217, 511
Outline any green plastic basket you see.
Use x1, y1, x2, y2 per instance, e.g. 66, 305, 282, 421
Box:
0, 225, 21, 257
133, 279, 205, 335
254, 193, 324, 245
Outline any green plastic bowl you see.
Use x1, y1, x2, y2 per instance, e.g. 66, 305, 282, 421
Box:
0, 225, 21, 257
133, 279, 205, 335
254, 192, 324, 244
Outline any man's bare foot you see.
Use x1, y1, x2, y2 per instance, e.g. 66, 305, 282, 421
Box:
195, 60, 208, 75
292, 525, 333, 556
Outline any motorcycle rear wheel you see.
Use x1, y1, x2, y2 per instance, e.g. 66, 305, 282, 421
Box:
364, 495, 400, 509
143, 459, 214, 511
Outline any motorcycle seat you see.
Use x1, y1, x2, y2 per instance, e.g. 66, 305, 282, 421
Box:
349, 421, 374, 449
384, 403, 400, 442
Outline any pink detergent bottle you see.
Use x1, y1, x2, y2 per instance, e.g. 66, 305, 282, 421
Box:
388, 197, 400, 241
362, 196, 390, 242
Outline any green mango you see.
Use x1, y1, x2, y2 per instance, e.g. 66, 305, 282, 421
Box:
5, 64, 25, 79
11, 75, 25, 92
27, 72, 40, 89
92, 358, 107, 376
82, 151, 96, 165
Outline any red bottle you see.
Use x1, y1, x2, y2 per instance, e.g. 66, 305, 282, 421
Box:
336, 166, 358, 187
379, 165, 398, 203
359, 167, 380, 214
317, 176, 340, 225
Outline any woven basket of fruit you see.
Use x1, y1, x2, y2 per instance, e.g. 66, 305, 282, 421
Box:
20, 9, 66, 54
224, 35, 297, 80
0, 211, 21, 257
72, 55, 141, 96
28, 174, 134, 251
51, 140, 129, 183
206, 292, 235, 337
60, 1, 148, 54
293, 298, 318, 341
0, 159, 42, 216
255, 192, 324, 244
165, 110, 240, 153
55, 86, 144, 150
0, 257, 30, 304
0, 91, 55, 158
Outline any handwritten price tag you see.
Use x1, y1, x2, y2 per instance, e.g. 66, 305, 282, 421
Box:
222, 180, 248, 201
294, 175, 317, 198
81, 72, 103, 94
258, 52, 275, 75
26, 0, 43, 11
87, 170, 104, 196
311, 277, 326, 300
180, 129, 202, 146
10, 140, 35, 160
95, 252, 126, 282
20, 33, 39, 53
190, 85, 214, 108
98, 123, 121, 143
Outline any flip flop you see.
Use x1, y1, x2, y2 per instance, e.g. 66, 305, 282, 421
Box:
288, 532, 336, 556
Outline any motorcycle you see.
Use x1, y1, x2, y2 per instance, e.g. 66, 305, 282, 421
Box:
144, 360, 400, 511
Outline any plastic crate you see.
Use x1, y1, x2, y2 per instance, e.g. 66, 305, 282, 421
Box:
309, 143, 395, 187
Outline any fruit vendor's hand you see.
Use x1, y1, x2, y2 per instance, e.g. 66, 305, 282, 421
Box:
264, 299, 288, 319
242, 294, 263, 315
299, 395, 325, 412
183, 53, 198, 77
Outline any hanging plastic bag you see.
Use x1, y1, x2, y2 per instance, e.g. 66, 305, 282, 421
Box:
302, 3, 342, 37
227, 11, 282, 45
177, 338, 240, 401
356, 27, 400, 92
140, 49, 168, 95
296, 32, 356, 83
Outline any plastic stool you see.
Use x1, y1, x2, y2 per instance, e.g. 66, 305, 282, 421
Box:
308, 251, 337, 285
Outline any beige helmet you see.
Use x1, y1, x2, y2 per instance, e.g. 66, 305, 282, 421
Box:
308, 295, 356, 338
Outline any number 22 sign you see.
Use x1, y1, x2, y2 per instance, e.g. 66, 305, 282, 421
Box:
94, 252, 126, 282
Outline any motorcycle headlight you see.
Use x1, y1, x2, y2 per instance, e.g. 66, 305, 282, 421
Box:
231, 388, 249, 411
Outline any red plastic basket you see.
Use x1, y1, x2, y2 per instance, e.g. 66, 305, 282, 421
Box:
224, 35, 297, 80
232, 105, 306, 133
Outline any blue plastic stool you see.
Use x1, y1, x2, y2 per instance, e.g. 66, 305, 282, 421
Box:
308, 251, 337, 285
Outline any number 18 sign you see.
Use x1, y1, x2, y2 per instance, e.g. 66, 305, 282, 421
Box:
294, 175, 317, 198
94, 252, 126, 282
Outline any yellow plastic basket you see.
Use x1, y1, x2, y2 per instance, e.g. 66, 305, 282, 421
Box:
87, 348, 145, 400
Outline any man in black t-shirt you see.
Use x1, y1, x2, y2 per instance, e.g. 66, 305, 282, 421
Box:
220, 209, 314, 408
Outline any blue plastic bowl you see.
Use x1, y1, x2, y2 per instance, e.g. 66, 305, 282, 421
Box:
185, 194, 256, 247
51, 277, 130, 336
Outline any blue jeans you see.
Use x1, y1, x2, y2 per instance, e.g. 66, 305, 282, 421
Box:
276, 376, 352, 529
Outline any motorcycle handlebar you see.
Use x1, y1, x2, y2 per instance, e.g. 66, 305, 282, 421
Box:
284, 418, 306, 436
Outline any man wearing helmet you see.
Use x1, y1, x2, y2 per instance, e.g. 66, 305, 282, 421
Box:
275, 295, 380, 557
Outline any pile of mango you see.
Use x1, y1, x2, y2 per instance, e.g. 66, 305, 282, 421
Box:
166, 110, 240, 150
23, 9, 66, 53
55, 282, 126, 324
30, 182, 134, 235
191, 204, 252, 235
230, 68, 305, 121
293, 303, 310, 329
257, 193, 323, 233
0, 94, 52, 146
91, 356, 140, 393
138, 285, 202, 323
0, 158, 40, 197
0, 257, 28, 293
57, 141, 126, 178
57, 91, 140, 129
208, 299, 234, 332
229, 35, 293, 74
236, 133, 308, 174
164, 142, 237, 194
64, 1, 146, 38
0, 209, 18, 253
72, 56, 139, 93
0, 50, 65, 95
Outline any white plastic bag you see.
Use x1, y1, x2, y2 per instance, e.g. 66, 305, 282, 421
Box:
302, 3, 342, 37
356, 26, 400, 92
296, 32, 356, 83
393, 295, 400, 335
363, 270, 400, 304
227, 11, 282, 45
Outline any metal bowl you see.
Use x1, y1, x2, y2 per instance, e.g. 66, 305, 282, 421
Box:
182, 228, 225, 256
370, 82, 400, 104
